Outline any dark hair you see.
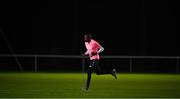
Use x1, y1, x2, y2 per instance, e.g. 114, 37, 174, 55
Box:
85, 32, 92, 39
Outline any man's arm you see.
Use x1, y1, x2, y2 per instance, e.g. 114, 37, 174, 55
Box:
91, 45, 104, 56
98, 46, 104, 53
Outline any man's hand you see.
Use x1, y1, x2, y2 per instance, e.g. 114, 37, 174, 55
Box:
81, 53, 86, 56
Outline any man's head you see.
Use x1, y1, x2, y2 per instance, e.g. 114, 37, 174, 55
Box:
84, 33, 92, 42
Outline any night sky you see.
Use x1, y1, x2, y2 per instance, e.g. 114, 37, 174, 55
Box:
0, 0, 178, 56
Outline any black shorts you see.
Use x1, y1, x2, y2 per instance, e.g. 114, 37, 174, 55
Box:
88, 60, 102, 74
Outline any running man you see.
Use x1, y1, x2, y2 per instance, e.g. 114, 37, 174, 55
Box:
82, 33, 117, 91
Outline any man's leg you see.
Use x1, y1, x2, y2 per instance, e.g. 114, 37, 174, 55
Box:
95, 60, 117, 79
94, 60, 111, 74
86, 63, 93, 90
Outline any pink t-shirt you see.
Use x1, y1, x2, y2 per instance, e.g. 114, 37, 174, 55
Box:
85, 39, 101, 60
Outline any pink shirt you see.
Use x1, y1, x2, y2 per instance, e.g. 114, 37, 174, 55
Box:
85, 39, 101, 60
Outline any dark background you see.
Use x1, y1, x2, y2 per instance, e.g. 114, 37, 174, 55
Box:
0, 0, 179, 72
0, 0, 178, 56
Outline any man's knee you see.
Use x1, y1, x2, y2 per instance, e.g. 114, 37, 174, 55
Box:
96, 72, 101, 75
87, 66, 93, 74
87, 69, 91, 74
96, 70, 102, 75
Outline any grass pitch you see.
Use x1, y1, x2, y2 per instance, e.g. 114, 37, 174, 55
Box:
0, 73, 180, 98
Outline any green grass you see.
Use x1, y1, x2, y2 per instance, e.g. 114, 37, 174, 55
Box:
0, 73, 180, 98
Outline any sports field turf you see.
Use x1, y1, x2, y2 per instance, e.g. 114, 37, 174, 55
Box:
0, 73, 180, 98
